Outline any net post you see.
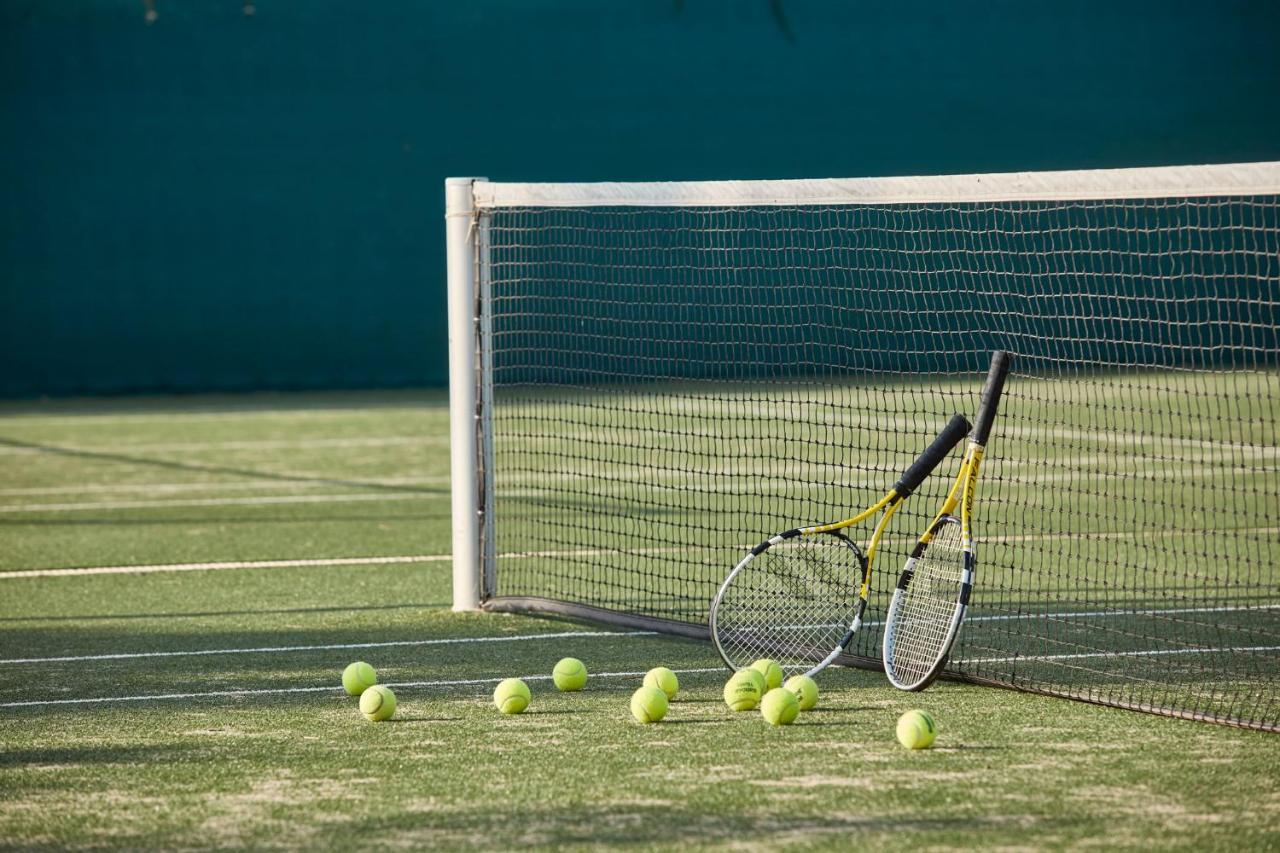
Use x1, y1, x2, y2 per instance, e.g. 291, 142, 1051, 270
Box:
445, 177, 486, 611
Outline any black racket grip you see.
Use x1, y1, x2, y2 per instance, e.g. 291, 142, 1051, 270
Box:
893, 413, 972, 498
973, 350, 1013, 446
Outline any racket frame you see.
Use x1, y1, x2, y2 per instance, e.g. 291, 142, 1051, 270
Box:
883, 351, 1012, 691
710, 412, 971, 677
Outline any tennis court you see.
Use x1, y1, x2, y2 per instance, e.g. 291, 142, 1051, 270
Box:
6, 3, 1280, 846
2, 390, 1278, 848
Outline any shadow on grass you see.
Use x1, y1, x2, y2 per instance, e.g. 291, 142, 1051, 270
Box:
0, 743, 207, 767
334, 804, 1019, 847
0, 436, 446, 498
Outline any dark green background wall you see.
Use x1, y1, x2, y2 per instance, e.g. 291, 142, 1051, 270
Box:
3, 1, 1279, 397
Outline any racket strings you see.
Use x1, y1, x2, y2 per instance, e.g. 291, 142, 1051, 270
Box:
887, 520, 967, 687
714, 535, 860, 673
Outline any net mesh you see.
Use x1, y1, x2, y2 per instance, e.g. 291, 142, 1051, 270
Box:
474, 180, 1280, 731
884, 517, 967, 689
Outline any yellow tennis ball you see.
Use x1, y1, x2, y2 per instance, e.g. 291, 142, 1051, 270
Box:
751, 658, 784, 691
342, 661, 377, 697
896, 709, 937, 749
643, 666, 679, 700
630, 685, 669, 723
723, 670, 762, 711
493, 678, 531, 714
553, 657, 588, 692
739, 667, 766, 696
358, 685, 396, 721
760, 687, 799, 726
783, 674, 819, 711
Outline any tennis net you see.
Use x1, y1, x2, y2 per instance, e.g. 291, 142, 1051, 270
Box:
445, 162, 1280, 731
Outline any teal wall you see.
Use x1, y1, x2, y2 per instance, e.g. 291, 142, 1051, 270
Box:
3, 1, 1279, 397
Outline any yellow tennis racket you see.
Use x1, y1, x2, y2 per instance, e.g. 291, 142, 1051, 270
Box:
883, 350, 1013, 691
710, 413, 972, 677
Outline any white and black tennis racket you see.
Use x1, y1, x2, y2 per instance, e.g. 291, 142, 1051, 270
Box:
882, 350, 1012, 691
710, 413, 972, 677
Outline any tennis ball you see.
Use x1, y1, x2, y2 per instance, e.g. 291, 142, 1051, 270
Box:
643, 666, 679, 700
630, 685, 669, 723
723, 670, 762, 711
494, 678, 531, 714
740, 667, 767, 696
553, 657, 588, 692
784, 674, 819, 711
896, 709, 937, 749
358, 685, 396, 721
760, 687, 800, 726
341, 661, 377, 697
751, 658, 784, 691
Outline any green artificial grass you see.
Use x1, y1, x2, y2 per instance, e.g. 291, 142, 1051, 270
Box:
1, 391, 1277, 850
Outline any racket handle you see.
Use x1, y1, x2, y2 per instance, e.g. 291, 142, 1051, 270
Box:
894, 413, 972, 498
973, 350, 1013, 445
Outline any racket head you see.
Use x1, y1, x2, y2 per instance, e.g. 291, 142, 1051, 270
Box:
710, 531, 866, 677
882, 515, 971, 691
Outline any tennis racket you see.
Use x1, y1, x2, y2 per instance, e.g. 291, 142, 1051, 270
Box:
882, 350, 1013, 691
710, 412, 972, 677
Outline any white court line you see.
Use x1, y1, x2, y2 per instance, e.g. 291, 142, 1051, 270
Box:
0, 476, 448, 497
4, 425, 1271, 460
0, 492, 435, 514
787, 601, 1280, 634
0, 546, 722, 579
0, 630, 657, 666
0, 405, 442, 427
963, 603, 1280, 623
969, 644, 1280, 664
7, 525, 1280, 578
1016, 424, 1280, 455
986, 527, 1280, 544
6, 604, 1274, 665
3, 465, 1273, 512
0, 667, 726, 709
0, 554, 449, 579
0, 435, 445, 455
0, 448, 1260, 500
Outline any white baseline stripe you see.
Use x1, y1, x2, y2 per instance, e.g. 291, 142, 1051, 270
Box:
0, 492, 435, 514
7, 526, 1280, 578
0, 453, 1261, 501
3, 467, 1273, 512
788, 602, 1280, 634
0, 405, 444, 427
0, 458, 1267, 510
0, 546, 724, 579
963, 603, 1280, 624
0, 667, 726, 709
969, 644, 1280, 664
0, 476, 448, 497
0, 435, 445, 456
1, 554, 448, 579
0, 630, 657, 666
